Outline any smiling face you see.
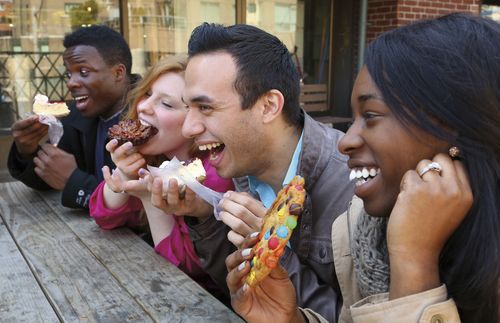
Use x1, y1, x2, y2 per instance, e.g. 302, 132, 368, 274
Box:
338, 67, 449, 217
181, 52, 267, 179
136, 72, 191, 159
63, 45, 126, 119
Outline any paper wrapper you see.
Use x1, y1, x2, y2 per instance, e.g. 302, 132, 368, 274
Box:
38, 114, 64, 146
147, 157, 224, 220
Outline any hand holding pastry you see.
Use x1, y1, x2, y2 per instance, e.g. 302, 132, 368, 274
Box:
11, 115, 48, 158
226, 233, 303, 323
150, 176, 212, 217
106, 139, 146, 180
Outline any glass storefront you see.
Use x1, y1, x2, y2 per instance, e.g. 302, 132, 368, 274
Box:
246, 0, 332, 114
0, 0, 121, 130
0, 0, 334, 135
126, 0, 236, 74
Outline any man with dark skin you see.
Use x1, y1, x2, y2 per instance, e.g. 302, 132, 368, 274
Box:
8, 25, 139, 209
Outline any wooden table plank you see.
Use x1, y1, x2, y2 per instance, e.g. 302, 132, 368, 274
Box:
39, 189, 242, 322
0, 215, 60, 322
0, 182, 154, 322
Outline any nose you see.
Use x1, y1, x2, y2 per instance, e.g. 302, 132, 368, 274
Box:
137, 97, 153, 115
182, 108, 205, 139
338, 119, 363, 156
66, 74, 80, 91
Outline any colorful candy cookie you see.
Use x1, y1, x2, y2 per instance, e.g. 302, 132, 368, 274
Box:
246, 175, 306, 287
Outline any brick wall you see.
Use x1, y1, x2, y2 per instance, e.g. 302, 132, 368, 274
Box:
366, 0, 481, 42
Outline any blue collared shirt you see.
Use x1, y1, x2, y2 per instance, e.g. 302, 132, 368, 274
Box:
247, 131, 304, 208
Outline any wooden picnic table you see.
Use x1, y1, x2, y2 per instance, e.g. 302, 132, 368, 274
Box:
0, 181, 242, 322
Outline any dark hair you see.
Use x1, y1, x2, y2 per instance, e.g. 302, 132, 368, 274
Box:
188, 23, 301, 127
365, 13, 500, 322
63, 25, 132, 76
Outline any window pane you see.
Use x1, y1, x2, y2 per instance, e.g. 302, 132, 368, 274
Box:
246, 0, 332, 113
0, 0, 120, 123
127, 0, 236, 75
481, 4, 500, 22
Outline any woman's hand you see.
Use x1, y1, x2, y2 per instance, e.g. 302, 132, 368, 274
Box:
102, 166, 148, 200
388, 153, 473, 298
226, 234, 303, 323
106, 139, 146, 180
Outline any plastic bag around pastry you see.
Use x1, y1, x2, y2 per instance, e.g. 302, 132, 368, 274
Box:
147, 157, 224, 220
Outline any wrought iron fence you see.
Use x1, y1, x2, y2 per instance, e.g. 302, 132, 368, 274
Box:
0, 51, 69, 131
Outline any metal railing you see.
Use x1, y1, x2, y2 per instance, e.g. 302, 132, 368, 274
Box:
0, 51, 69, 132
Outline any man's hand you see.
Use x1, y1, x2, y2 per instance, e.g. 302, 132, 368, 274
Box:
219, 191, 267, 246
11, 115, 48, 158
148, 175, 213, 217
226, 233, 303, 323
33, 143, 77, 190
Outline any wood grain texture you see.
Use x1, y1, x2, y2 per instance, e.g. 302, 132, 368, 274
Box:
0, 182, 153, 322
0, 182, 242, 322
0, 215, 59, 322
39, 189, 242, 322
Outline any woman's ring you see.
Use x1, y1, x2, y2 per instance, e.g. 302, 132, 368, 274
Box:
418, 162, 442, 177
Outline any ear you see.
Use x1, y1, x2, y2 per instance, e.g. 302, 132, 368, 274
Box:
113, 63, 127, 82
261, 89, 284, 124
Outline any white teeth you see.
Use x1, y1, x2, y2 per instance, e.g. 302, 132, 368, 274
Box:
349, 167, 380, 183
75, 96, 88, 101
199, 142, 221, 151
349, 170, 356, 181
355, 179, 366, 187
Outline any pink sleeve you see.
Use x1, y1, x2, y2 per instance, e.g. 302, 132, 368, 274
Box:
154, 217, 202, 274
202, 157, 235, 192
89, 181, 144, 230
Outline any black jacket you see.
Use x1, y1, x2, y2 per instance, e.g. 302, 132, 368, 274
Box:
8, 103, 116, 209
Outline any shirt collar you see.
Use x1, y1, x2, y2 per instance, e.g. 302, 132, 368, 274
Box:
100, 109, 124, 123
248, 130, 304, 207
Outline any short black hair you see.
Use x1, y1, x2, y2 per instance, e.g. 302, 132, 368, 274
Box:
63, 25, 132, 75
188, 23, 301, 127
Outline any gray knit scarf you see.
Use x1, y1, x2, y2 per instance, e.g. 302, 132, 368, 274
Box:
351, 211, 390, 298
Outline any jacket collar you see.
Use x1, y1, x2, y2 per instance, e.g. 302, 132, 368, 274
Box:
298, 111, 337, 192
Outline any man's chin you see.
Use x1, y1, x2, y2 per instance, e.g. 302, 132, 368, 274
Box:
214, 166, 235, 180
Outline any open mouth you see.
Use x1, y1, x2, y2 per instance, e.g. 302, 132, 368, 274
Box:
198, 142, 225, 161
74, 95, 89, 108
139, 118, 152, 127
349, 167, 380, 186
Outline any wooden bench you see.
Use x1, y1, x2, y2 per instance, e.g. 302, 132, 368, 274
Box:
300, 83, 352, 129
300, 83, 328, 113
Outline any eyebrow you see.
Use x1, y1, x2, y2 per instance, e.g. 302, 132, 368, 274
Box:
357, 93, 383, 102
182, 95, 213, 105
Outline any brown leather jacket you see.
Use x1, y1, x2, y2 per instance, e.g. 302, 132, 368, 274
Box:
186, 112, 354, 321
